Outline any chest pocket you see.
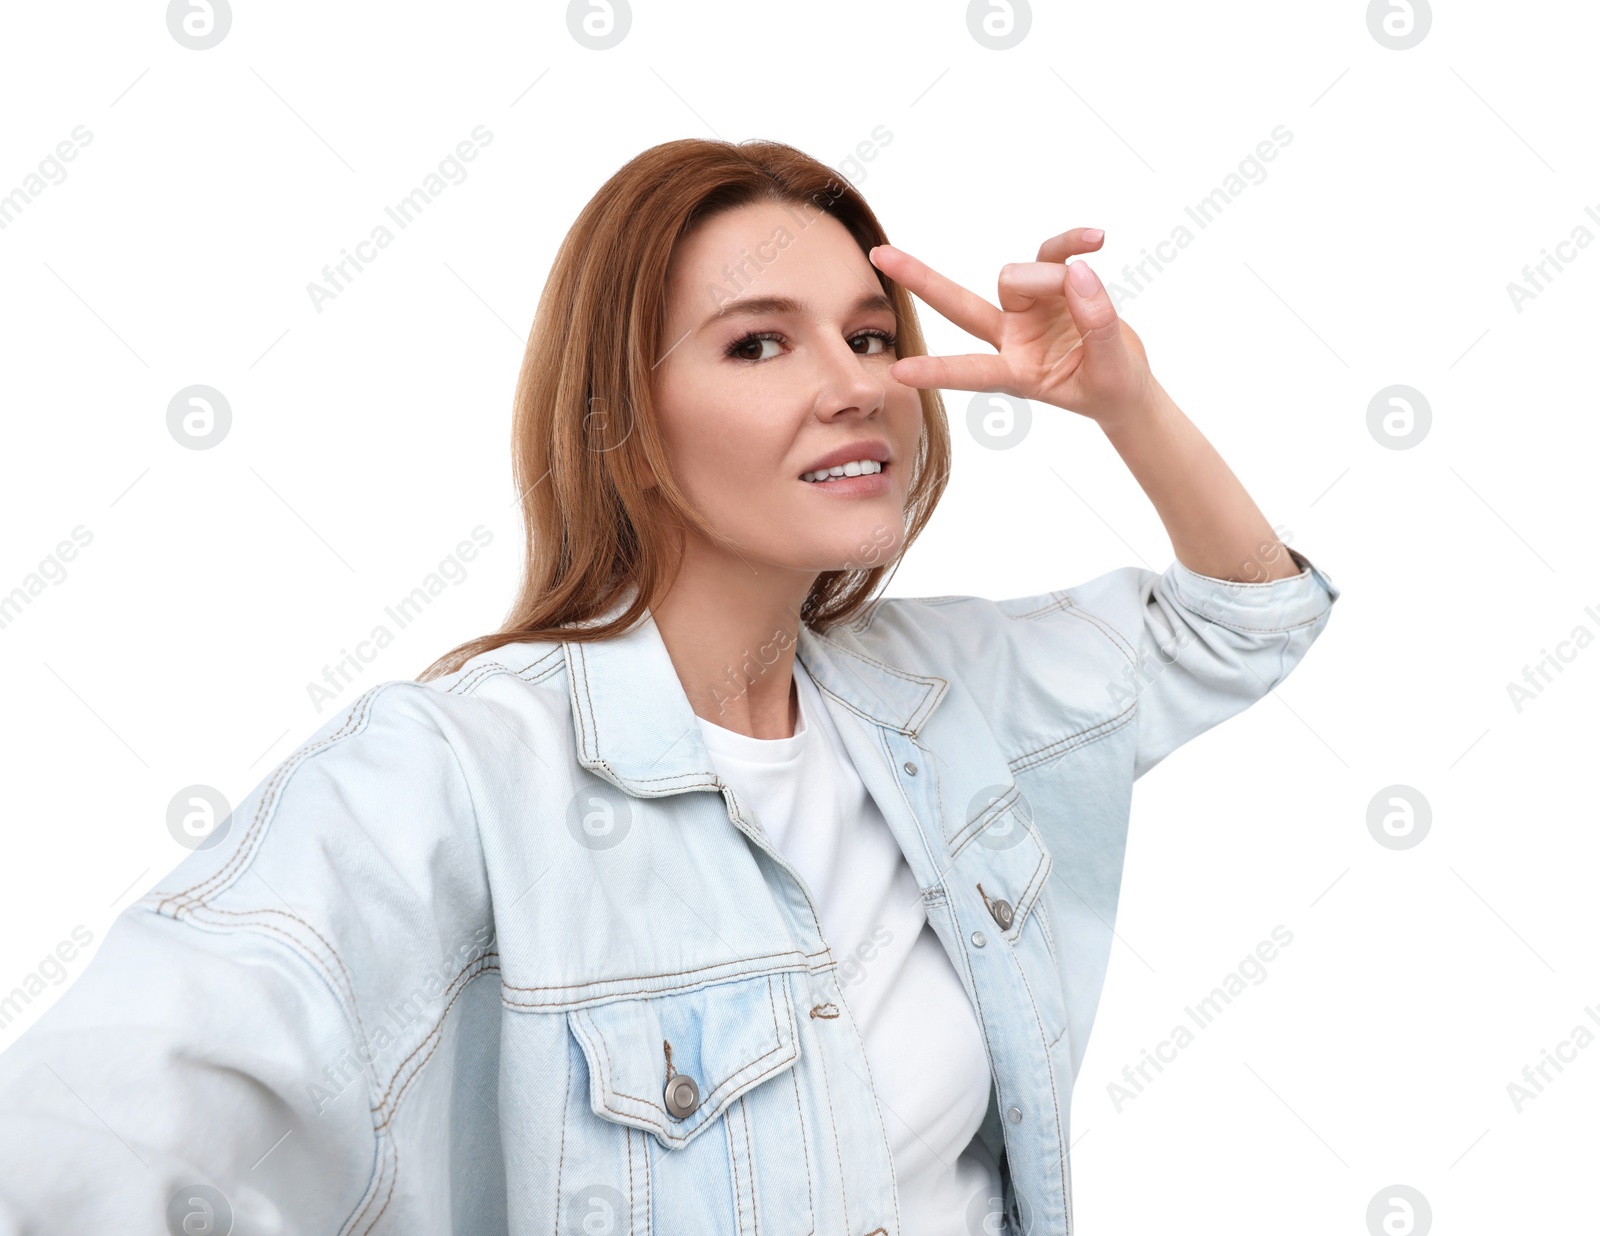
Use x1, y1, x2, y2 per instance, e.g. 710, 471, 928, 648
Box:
949, 788, 1071, 1053
569, 970, 800, 1148
949, 785, 1053, 945
565, 969, 814, 1236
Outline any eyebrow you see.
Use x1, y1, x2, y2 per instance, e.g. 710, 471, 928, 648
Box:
698, 291, 895, 332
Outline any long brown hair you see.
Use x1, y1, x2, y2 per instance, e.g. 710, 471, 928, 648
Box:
417, 137, 952, 683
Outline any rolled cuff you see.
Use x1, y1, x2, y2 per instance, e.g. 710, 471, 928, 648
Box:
1166, 545, 1341, 634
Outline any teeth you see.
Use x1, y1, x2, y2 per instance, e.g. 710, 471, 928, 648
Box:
803, 459, 883, 483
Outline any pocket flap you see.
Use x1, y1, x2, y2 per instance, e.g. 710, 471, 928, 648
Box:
568, 971, 800, 1150
951, 785, 1053, 943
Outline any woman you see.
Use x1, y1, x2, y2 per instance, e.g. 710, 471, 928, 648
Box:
0, 139, 1339, 1234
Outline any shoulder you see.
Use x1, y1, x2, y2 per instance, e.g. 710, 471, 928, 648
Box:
827, 575, 1149, 672
412, 637, 575, 753
419, 638, 570, 702
812, 584, 1144, 758
141, 678, 481, 917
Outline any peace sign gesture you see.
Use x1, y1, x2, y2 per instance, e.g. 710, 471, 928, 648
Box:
869, 228, 1155, 430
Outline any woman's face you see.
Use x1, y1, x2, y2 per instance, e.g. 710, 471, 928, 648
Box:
650, 200, 924, 581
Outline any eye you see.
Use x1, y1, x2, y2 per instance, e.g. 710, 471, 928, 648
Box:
724, 327, 899, 364
851, 328, 897, 356
726, 331, 784, 362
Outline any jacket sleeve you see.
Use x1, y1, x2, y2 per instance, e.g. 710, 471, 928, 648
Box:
0, 681, 493, 1232
1063, 545, 1341, 779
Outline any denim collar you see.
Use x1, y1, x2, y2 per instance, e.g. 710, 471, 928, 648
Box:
561, 587, 948, 796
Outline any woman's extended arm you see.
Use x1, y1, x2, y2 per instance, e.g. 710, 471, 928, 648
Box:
1097, 372, 1299, 584
0, 682, 498, 1228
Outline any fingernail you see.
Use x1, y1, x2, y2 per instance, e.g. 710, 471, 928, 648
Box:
1083, 229, 1104, 244
1067, 260, 1101, 295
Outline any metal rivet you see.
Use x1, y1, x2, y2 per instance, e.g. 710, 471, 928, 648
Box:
990, 898, 1014, 931
903, 761, 918, 775
665, 1074, 700, 1119
1007, 1105, 1022, 1124
971, 930, 987, 948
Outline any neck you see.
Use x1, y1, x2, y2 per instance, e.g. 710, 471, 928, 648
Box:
648, 546, 813, 740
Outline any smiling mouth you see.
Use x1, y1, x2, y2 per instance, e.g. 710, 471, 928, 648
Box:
801, 460, 887, 484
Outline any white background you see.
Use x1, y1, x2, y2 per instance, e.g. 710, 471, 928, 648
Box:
1, 1, 1596, 1232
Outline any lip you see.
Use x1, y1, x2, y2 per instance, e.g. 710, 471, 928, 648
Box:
800, 467, 891, 498
798, 439, 891, 478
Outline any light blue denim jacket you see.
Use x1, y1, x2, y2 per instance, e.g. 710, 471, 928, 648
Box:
0, 548, 1339, 1235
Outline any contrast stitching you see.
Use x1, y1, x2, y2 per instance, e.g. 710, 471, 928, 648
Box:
157, 686, 383, 915
1036, 899, 1059, 972
600, 1031, 790, 1125
502, 950, 808, 996
336, 1124, 389, 1236
374, 963, 501, 1132
181, 908, 370, 1050
625, 1122, 635, 1236
182, 903, 368, 1044
444, 647, 564, 696
358, 1135, 398, 1236
591, 1043, 796, 1142
833, 881, 905, 1236
764, 973, 781, 1039
806, 994, 852, 1236
935, 891, 997, 1236
1066, 605, 1136, 662
785, 1020, 817, 1231
1019, 593, 1137, 663
373, 954, 500, 1125
346, 1129, 396, 1236
573, 643, 601, 764
1010, 929, 1070, 1226
728, 1096, 746, 1234
571, 980, 797, 1139
1010, 852, 1050, 942
812, 631, 939, 693
742, 1093, 760, 1236
804, 678, 903, 733
804, 633, 947, 730
1006, 592, 1075, 622
874, 727, 944, 892
1010, 707, 1134, 772
553, 1012, 569, 1236
593, 765, 722, 789
946, 788, 1023, 856
1171, 605, 1328, 634
371, 951, 501, 1110
636, 1114, 649, 1236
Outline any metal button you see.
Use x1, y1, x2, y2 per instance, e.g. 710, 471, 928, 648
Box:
990, 898, 1014, 930
664, 1073, 700, 1119
903, 761, 918, 776
1007, 1106, 1022, 1124
971, 930, 987, 948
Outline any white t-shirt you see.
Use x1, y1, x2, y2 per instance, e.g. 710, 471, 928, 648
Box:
694, 659, 1002, 1234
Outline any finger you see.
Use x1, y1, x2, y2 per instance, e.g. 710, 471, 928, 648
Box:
1059, 260, 1125, 369
888, 351, 1013, 394
997, 261, 1072, 314
869, 244, 1004, 348
1036, 226, 1105, 264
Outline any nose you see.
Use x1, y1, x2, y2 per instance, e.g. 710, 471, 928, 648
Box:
812, 335, 887, 422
